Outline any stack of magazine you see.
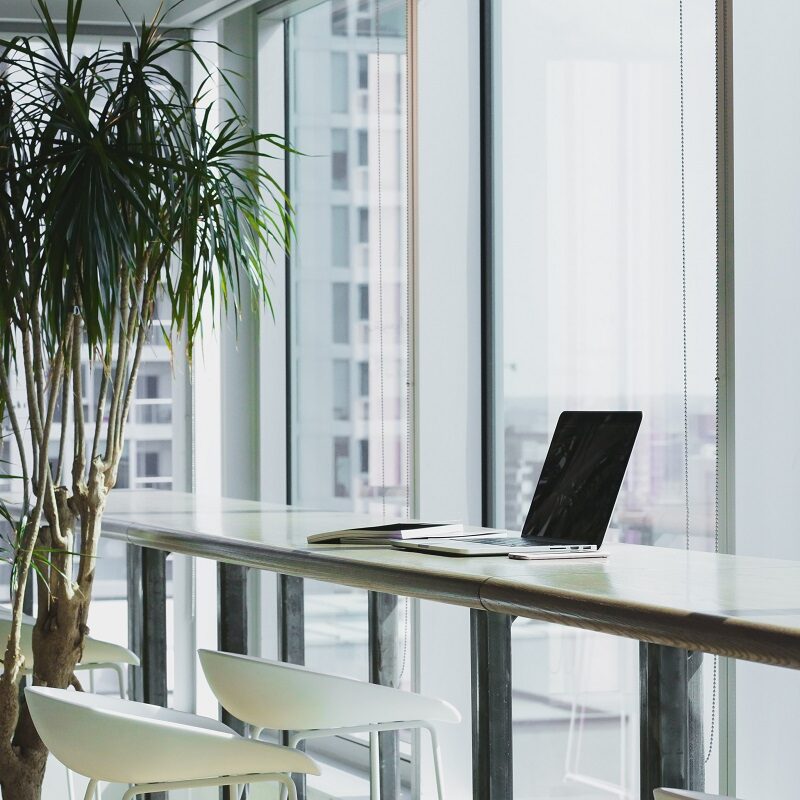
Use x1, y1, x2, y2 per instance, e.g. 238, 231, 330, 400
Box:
308, 522, 479, 545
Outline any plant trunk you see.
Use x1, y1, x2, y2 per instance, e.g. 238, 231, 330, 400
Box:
0, 752, 47, 800
0, 502, 104, 800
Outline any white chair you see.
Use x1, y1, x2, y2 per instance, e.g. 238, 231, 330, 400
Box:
199, 649, 461, 800
25, 686, 320, 800
654, 790, 742, 799
0, 605, 139, 697
2, 605, 139, 799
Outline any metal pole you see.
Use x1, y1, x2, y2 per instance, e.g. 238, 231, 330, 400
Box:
141, 548, 168, 708
218, 563, 249, 800
278, 574, 306, 800
217, 563, 249, 731
135, 546, 168, 800
369, 591, 401, 800
126, 544, 144, 703
470, 609, 512, 800
639, 643, 704, 799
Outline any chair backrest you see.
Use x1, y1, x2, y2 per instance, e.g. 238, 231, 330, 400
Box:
0, 606, 139, 667
26, 687, 237, 783
199, 649, 461, 731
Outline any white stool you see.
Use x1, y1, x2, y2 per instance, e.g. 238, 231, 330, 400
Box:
0, 605, 139, 697
1, 605, 139, 798
199, 649, 461, 800
654, 790, 741, 799
25, 686, 320, 800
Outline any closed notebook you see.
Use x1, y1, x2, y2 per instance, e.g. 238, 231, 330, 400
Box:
308, 522, 467, 544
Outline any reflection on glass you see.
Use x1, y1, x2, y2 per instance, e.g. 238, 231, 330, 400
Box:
494, 0, 716, 796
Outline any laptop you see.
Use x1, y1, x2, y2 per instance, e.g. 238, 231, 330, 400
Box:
393, 410, 642, 557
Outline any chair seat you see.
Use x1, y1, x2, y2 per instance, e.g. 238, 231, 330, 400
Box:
0, 606, 139, 667
199, 649, 461, 731
654, 790, 740, 800
25, 688, 320, 785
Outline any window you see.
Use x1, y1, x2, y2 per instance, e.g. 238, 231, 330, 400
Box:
492, 0, 716, 796
331, 52, 349, 113
332, 128, 349, 190
357, 129, 368, 167
333, 437, 351, 497
332, 283, 350, 344
357, 207, 369, 243
333, 359, 351, 420
331, 0, 348, 35
358, 284, 369, 320
286, 0, 410, 735
332, 206, 350, 267
358, 54, 368, 90
140, 375, 159, 399
732, 1, 800, 795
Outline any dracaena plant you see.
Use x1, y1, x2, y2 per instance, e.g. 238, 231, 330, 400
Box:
0, 2, 291, 797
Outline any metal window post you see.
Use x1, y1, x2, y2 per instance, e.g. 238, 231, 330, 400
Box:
278, 574, 306, 800
640, 643, 704, 799
369, 591, 402, 800
470, 609, 513, 800
218, 562, 249, 800
127, 544, 168, 800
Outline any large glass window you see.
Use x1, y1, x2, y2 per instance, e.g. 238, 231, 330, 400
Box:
492, 1, 717, 795
733, 1, 800, 796
286, 0, 410, 762
289, 0, 409, 520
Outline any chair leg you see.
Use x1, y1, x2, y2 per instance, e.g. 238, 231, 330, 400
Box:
426, 726, 445, 800
282, 735, 304, 800
65, 762, 75, 800
278, 776, 298, 800
83, 780, 98, 800
370, 730, 381, 800
113, 663, 126, 699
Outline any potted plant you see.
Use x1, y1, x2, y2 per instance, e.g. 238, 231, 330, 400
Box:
0, 2, 291, 797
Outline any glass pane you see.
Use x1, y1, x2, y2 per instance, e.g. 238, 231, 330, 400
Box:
733, 0, 800, 795
290, 0, 409, 518
332, 206, 351, 267
331, 51, 349, 113
493, 0, 717, 796
287, 0, 410, 721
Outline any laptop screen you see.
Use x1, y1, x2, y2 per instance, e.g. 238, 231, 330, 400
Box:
522, 411, 642, 543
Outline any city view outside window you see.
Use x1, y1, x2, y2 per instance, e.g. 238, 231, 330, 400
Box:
493, 1, 717, 796
285, 0, 410, 781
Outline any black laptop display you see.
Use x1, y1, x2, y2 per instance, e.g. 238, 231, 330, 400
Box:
522, 411, 643, 544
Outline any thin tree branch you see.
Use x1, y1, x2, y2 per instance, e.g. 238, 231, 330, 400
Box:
20, 325, 42, 446
0, 360, 30, 509
20, 325, 43, 485
115, 268, 157, 458
103, 272, 131, 464
30, 308, 46, 443
90, 310, 116, 467
71, 313, 85, 490
55, 330, 73, 487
